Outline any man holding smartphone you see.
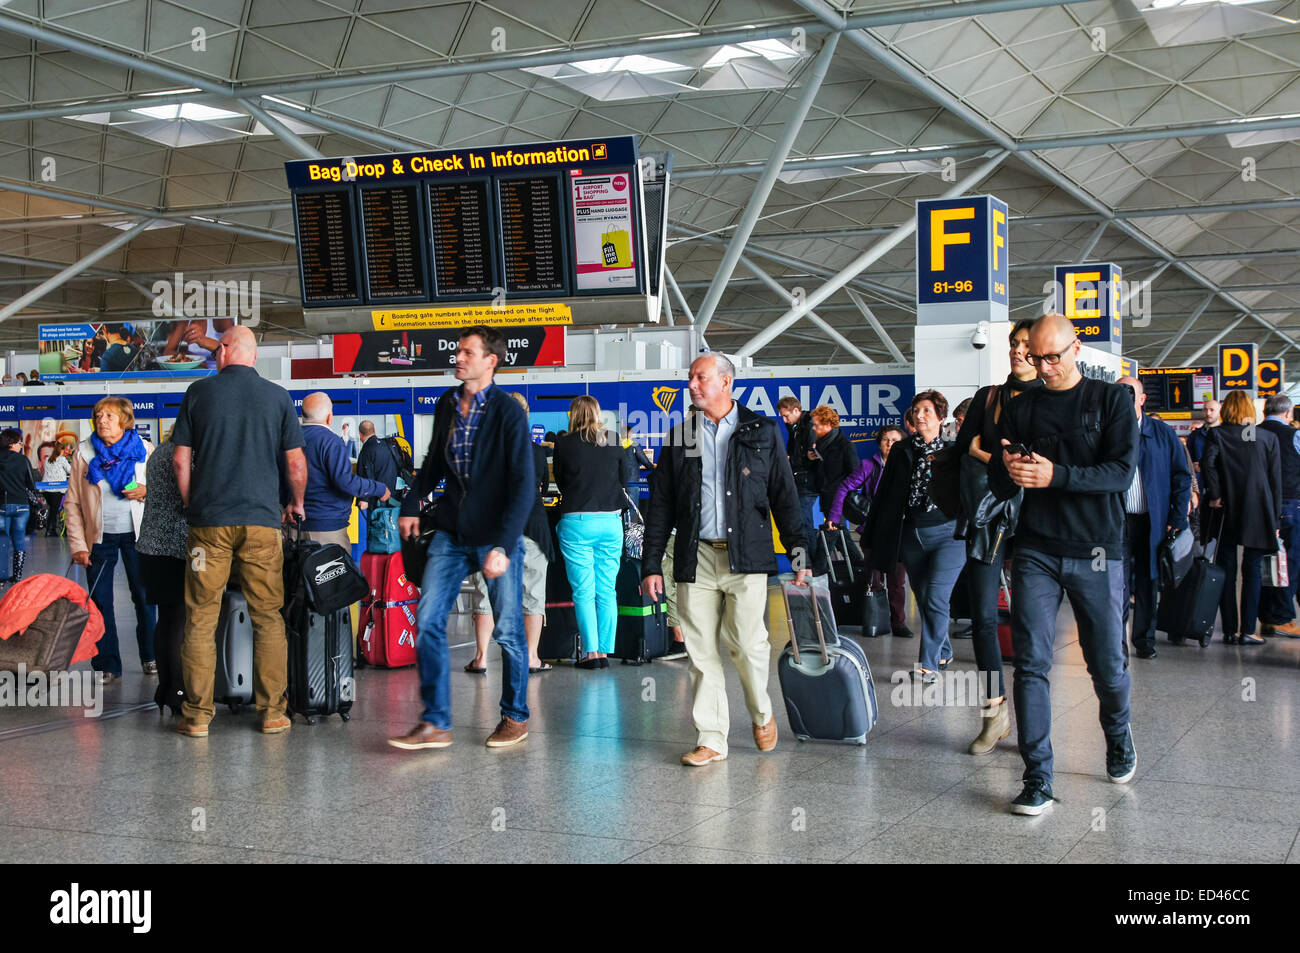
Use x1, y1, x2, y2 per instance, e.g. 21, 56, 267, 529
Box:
988, 313, 1140, 816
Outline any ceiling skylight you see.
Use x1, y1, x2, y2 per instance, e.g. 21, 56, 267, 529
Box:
569, 54, 687, 75
132, 103, 244, 121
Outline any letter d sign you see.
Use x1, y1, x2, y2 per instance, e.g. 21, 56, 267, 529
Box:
1219, 343, 1257, 395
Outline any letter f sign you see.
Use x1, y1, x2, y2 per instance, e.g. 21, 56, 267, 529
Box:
930, 207, 975, 272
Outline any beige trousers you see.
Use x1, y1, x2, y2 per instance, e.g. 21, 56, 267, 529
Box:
676, 542, 772, 756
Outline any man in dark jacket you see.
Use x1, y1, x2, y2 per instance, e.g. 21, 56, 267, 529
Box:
778, 396, 820, 567
643, 352, 809, 766
1116, 376, 1192, 659
355, 419, 399, 509
1258, 395, 1300, 637
989, 313, 1139, 816
391, 326, 535, 753
297, 394, 390, 546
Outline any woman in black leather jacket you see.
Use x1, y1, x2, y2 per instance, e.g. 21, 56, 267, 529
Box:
952, 318, 1041, 755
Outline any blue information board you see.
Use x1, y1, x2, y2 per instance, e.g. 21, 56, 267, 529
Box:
916, 195, 1009, 306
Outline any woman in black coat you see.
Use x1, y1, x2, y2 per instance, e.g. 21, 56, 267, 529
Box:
1201, 390, 1282, 645
810, 405, 857, 517
863, 390, 964, 680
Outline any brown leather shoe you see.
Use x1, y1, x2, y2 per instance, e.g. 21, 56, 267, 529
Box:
754, 717, 778, 752
1272, 620, 1300, 638
485, 716, 529, 748
261, 715, 292, 734
175, 719, 208, 738
388, 722, 453, 750
681, 745, 726, 766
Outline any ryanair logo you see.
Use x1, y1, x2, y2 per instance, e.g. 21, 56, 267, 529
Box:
652, 386, 678, 414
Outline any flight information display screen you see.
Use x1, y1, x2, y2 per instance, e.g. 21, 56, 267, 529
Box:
294, 190, 361, 305
428, 179, 495, 298
360, 184, 426, 301
498, 175, 567, 296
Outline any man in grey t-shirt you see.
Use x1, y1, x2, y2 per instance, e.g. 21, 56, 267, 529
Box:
172, 326, 306, 737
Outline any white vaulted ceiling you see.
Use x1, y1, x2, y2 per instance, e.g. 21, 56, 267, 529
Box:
0, 0, 1296, 367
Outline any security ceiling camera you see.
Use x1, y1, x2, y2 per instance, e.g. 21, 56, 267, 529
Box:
971, 323, 989, 350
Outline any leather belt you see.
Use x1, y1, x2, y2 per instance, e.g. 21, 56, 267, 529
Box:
701, 539, 728, 550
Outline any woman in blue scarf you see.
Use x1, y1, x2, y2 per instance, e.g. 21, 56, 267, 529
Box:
64, 397, 156, 684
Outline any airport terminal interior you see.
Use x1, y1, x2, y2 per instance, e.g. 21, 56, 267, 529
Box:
2, 0, 1300, 867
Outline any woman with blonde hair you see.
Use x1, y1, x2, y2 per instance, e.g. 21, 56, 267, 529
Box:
64, 396, 155, 683
1201, 390, 1282, 645
551, 395, 626, 668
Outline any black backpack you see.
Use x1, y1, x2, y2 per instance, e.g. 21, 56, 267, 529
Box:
381, 435, 416, 488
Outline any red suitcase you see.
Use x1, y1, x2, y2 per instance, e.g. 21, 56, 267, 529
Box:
359, 551, 419, 668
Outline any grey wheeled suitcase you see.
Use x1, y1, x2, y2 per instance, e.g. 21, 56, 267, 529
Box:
776, 580, 878, 745
215, 589, 255, 711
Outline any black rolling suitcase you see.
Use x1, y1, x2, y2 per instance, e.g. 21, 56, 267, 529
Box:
1157, 513, 1225, 648
540, 521, 579, 662
612, 556, 669, 664
1156, 557, 1224, 648
282, 526, 354, 723
819, 526, 864, 628
776, 580, 877, 745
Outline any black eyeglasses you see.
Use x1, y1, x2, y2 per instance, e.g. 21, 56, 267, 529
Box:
1026, 337, 1078, 367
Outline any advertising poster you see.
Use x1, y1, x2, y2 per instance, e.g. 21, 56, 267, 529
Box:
333, 326, 566, 373
37, 320, 234, 381
569, 171, 638, 292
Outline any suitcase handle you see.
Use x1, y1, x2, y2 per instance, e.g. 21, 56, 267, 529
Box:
780, 579, 830, 666
819, 527, 855, 585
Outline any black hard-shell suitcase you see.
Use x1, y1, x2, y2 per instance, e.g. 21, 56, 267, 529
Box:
540, 530, 579, 662
1156, 556, 1225, 648
215, 589, 255, 712
776, 581, 877, 745
286, 603, 354, 723
283, 523, 354, 722
612, 557, 669, 664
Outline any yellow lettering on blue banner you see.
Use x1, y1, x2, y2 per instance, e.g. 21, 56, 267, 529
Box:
929, 207, 976, 272
992, 207, 1006, 272
1066, 271, 1102, 319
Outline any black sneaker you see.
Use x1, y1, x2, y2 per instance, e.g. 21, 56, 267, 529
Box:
1010, 779, 1057, 816
892, 625, 914, 639
1106, 726, 1137, 784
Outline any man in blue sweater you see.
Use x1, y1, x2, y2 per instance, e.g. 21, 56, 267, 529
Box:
298, 392, 390, 546
391, 325, 535, 752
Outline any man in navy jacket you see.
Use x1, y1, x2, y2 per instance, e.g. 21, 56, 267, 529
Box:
391, 325, 534, 753
1117, 376, 1192, 659
297, 393, 390, 546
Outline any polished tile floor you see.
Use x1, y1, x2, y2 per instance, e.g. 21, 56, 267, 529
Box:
3, 534, 1299, 864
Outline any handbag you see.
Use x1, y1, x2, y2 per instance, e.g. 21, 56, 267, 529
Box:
399, 501, 438, 586
1267, 533, 1289, 588
622, 489, 644, 560
842, 489, 871, 525
366, 501, 402, 555
861, 577, 891, 638
1157, 525, 1196, 591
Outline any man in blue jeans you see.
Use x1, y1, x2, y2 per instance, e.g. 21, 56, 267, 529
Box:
989, 313, 1139, 816
1257, 396, 1300, 638
390, 325, 534, 751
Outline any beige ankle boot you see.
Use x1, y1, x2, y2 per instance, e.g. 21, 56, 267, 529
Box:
968, 699, 1011, 756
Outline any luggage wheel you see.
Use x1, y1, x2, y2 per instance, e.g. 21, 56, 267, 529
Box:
340, 712, 351, 722
305, 715, 316, 725
796, 735, 809, 742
